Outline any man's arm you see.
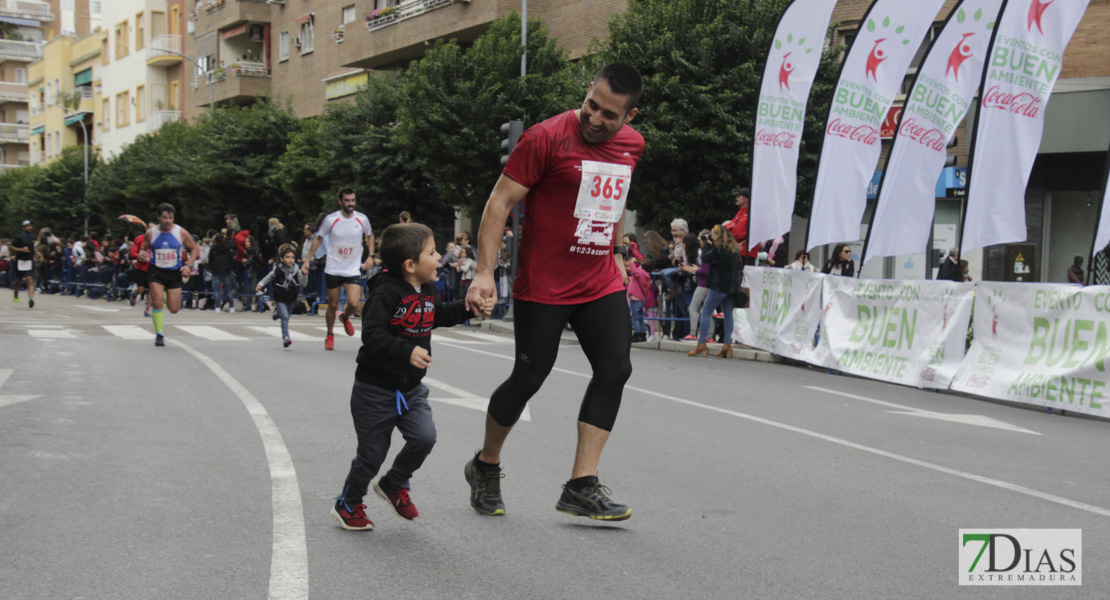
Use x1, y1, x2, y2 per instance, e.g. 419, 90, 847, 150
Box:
302, 234, 323, 274
362, 232, 376, 271
465, 174, 529, 314
613, 210, 628, 285
181, 229, 200, 274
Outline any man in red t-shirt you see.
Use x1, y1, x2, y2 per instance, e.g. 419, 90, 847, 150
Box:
130, 230, 152, 316
463, 63, 644, 522
724, 187, 761, 265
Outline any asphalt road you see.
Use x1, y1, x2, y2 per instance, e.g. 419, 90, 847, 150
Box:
1, 292, 1107, 600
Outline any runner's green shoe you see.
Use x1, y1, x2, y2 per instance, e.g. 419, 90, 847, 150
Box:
464, 452, 505, 516
556, 478, 631, 521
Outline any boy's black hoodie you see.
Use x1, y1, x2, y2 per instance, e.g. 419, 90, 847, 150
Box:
355, 270, 471, 391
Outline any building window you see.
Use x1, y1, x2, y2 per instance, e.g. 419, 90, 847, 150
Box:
115, 20, 129, 58
136, 85, 145, 122
101, 36, 109, 65
342, 5, 356, 24
170, 81, 179, 109
15, 68, 27, 84
116, 91, 129, 127
102, 98, 110, 131
136, 12, 145, 50
299, 15, 314, 54
54, 131, 60, 155
279, 31, 289, 61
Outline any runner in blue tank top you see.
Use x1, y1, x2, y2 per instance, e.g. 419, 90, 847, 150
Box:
139, 203, 199, 347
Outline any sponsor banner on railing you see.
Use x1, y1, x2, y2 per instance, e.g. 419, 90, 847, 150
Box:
813, 276, 975, 388
734, 266, 824, 362
951, 282, 1110, 418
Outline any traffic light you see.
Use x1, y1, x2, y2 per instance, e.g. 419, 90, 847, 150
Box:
945, 135, 959, 168
500, 119, 523, 165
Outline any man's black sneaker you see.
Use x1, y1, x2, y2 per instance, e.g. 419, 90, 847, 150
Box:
155, 334, 165, 347
28, 298, 33, 308
555, 478, 632, 521
464, 452, 505, 516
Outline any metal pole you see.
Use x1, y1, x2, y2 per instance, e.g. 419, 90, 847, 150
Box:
520, 0, 527, 78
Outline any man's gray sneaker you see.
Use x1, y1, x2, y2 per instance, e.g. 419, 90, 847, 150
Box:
464, 452, 505, 516
556, 478, 631, 521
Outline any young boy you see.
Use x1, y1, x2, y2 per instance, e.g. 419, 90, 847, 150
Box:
332, 223, 492, 530
256, 244, 307, 348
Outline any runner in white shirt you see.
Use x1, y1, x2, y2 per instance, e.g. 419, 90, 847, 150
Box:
302, 187, 376, 350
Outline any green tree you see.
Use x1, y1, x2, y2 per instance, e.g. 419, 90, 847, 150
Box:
395, 14, 584, 219
0, 148, 98, 239
598, 0, 840, 234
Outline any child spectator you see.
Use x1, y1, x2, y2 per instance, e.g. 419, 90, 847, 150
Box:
331, 223, 493, 531
455, 246, 477, 297
626, 255, 654, 342
256, 244, 308, 348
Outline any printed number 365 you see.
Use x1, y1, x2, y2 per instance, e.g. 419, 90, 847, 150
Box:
591, 176, 625, 200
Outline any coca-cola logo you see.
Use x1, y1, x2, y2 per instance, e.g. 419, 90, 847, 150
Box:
755, 129, 798, 149
898, 118, 946, 151
982, 86, 1042, 118
826, 118, 880, 146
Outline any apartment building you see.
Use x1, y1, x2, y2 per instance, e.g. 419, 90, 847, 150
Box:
182, 0, 628, 118
828, 0, 1110, 283
0, 1, 54, 172
26, 28, 100, 165
98, 0, 187, 159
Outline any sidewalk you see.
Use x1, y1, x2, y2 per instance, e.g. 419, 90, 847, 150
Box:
478, 319, 782, 363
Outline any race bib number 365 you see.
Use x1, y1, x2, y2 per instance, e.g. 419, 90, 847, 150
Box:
574, 160, 631, 224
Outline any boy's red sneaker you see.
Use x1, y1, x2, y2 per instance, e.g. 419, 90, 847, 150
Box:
341, 314, 355, 336
331, 501, 374, 531
374, 481, 419, 521
324, 334, 335, 350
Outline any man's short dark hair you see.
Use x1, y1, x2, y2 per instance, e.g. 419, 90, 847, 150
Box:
338, 187, 355, 200
594, 62, 643, 110
156, 203, 175, 216
380, 223, 433, 275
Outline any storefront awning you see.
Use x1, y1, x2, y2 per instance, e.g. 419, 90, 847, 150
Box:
64, 113, 86, 126
30, 125, 44, 136
75, 68, 93, 87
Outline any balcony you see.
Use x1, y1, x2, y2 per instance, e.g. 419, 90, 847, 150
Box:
0, 39, 43, 62
0, 163, 27, 174
0, 81, 27, 103
344, 0, 490, 70
0, 0, 53, 23
196, 0, 271, 36
147, 35, 184, 67
203, 62, 270, 106
0, 122, 29, 143
148, 110, 182, 133
74, 85, 94, 113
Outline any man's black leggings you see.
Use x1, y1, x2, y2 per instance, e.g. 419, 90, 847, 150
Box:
488, 291, 632, 432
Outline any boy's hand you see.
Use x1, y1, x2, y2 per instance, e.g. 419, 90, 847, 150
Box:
410, 346, 432, 369
480, 297, 495, 316
255, 284, 262, 292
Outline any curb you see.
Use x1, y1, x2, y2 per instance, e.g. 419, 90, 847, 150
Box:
478, 320, 781, 363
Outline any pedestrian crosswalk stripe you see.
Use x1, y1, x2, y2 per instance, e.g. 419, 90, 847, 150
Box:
247, 326, 315, 341
315, 326, 359, 333
175, 325, 249, 341
102, 325, 151, 340
27, 328, 77, 339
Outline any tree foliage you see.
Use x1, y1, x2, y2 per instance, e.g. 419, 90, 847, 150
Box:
396, 14, 583, 219
598, 0, 840, 234
0, 147, 100, 238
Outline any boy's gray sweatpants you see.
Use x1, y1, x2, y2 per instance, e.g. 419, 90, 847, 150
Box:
339, 380, 436, 505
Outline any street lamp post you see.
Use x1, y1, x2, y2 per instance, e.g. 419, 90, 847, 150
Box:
44, 102, 89, 237
155, 48, 216, 111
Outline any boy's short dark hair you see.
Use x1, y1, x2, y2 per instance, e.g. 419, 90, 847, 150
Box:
595, 62, 643, 110
380, 223, 433, 275
277, 243, 297, 258
156, 203, 175, 216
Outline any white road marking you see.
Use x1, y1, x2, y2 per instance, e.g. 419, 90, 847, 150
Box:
424, 377, 530, 421
75, 305, 122, 312
102, 325, 152, 340
175, 325, 249, 341
314, 326, 360, 334
172, 341, 308, 600
27, 328, 77, 339
247, 326, 316, 342
0, 368, 41, 409
454, 330, 511, 343
437, 341, 1110, 519
803, 386, 1039, 435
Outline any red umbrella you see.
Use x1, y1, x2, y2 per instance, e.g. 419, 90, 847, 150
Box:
118, 214, 146, 229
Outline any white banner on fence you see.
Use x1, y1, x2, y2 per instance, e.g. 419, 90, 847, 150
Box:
807, 0, 946, 251
734, 266, 824, 361
813, 276, 975, 388
961, 0, 1090, 253
865, 0, 1004, 264
951, 282, 1110, 418
749, 0, 839, 245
